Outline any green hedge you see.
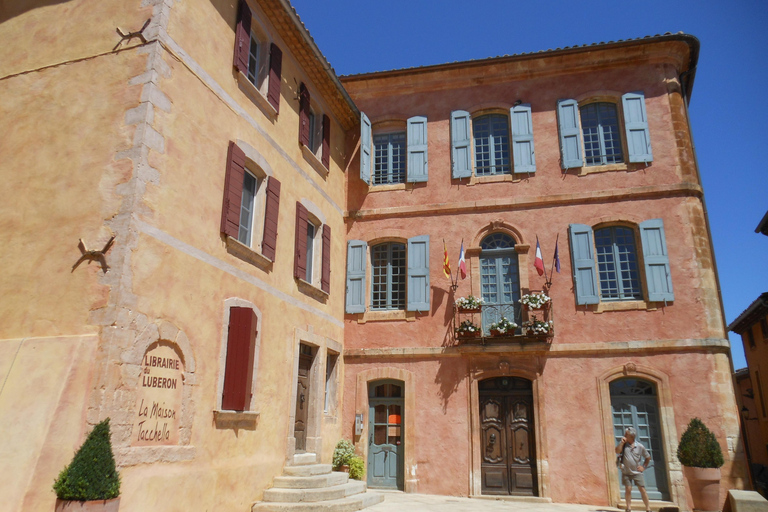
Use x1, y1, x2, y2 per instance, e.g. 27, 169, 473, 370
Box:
53, 418, 120, 501
677, 417, 724, 468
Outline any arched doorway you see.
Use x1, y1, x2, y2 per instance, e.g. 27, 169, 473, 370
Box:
479, 233, 521, 334
610, 378, 670, 501
367, 380, 404, 490
479, 376, 537, 496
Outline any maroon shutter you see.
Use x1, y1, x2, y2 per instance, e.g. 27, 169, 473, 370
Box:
267, 44, 282, 113
321, 224, 331, 293
294, 202, 308, 279
299, 83, 310, 147
261, 176, 281, 261
221, 141, 246, 239
222, 307, 257, 411
233, 0, 252, 75
321, 114, 331, 168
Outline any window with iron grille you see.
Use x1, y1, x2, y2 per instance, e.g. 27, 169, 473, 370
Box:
373, 132, 406, 185
371, 242, 406, 310
594, 226, 641, 300
580, 102, 624, 166
473, 114, 511, 175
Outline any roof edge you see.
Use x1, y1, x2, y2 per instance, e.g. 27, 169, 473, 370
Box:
756, 210, 768, 236
728, 292, 768, 333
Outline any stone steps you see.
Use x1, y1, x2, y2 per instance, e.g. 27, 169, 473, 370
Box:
252, 453, 383, 512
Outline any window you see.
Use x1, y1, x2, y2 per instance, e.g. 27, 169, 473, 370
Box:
294, 202, 331, 294
371, 242, 407, 310
373, 132, 406, 185
233, 1, 282, 112
580, 103, 623, 166
450, 105, 536, 179
345, 236, 430, 314
747, 327, 756, 349
480, 233, 521, 333
222, 306, 258, 411
299, 83, 330, 169
360, 114, 428, 185
221, 141, 281, 261
557, 92, 652, 170
761, 317, 768, 341
568, 219, 673, 305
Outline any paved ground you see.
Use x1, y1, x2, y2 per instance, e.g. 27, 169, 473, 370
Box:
366, 491, 624, 512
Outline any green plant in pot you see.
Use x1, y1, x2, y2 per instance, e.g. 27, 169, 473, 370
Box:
677, 418, 723, 512
53, 418, 120, 512
332, 439, 356, 471
348, 455, 365, 480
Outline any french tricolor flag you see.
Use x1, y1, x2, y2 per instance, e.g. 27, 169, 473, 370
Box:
534, 237, 545, 276
458, 242, 467, 279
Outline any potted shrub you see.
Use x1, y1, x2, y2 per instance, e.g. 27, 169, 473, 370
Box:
332, 439, 355, 472
348, 455, 365, 480
455, 295, 484, 313
488, 317, 518, 336
53, 418, 120, 512
455, 319, 481, 339
677, 418, 724, 512
519, 292, 551, 310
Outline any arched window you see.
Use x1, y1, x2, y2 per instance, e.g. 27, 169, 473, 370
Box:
371, 242, 407, 310
580, 102, 623, 166
480, 233, 520, 333
594, 226, 641, 300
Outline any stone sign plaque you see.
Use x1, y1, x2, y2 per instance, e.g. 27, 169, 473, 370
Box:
131, 343, 183, 446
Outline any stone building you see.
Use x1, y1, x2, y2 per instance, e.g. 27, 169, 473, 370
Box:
0, 1, 747, 511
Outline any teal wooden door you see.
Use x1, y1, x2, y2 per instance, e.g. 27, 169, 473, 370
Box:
610, 379, 669, 501
368, 381, 404, 489
480, 234, 521, 334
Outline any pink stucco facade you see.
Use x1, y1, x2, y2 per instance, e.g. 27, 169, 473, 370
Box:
340, 36, 747, 509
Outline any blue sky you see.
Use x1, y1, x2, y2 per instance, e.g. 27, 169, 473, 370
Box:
290, 0, 768, 369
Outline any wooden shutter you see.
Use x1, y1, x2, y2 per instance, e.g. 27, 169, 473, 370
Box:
557, 99, 583, 170
451, 110, 472, 178
222, 307, 257, 411
360, 112, 372, 184
294, 202, 308, 279
568, 224, 599, 305
345, 240, 367, 313
407, 115, 428, 182
510, 104, 536, 174
321, 224, 331, 293
299, 83, 310, 147
622, 92, 653, 163
267, 43, 282, 113
321, 114, 331, 169
233, 0, 252, 75
407, 235, 430, 312
261, 176, 280, 261
221, 141, 246, 239
639, 219, 674, 302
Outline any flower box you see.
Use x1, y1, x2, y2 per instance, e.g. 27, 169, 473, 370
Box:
520, 292, 551, 310
457, 307, 481, 314
457, 331, 481, 340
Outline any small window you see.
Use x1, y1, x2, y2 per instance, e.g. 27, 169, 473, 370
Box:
373, 132, 406, 185
747, 327, 756, 349
246, 32, 261, 86
594, 226, 641, 300
580, 102, 624, 166
371, 242, 406, 310
238, 170, 262, 247
222, 307, 258, 411
473, 114, 511, 175
305, 219, 321, 284
761, 317, 768, 341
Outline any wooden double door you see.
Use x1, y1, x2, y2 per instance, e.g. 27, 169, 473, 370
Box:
479, 377, 537, 496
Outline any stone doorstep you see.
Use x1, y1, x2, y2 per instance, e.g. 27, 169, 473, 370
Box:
273, 472, 350, 489
471, 495, 553, 503
292, 453, 318, 465
252, 492, 384, 512
263, 481, 367, 503
283, 464, 334, 477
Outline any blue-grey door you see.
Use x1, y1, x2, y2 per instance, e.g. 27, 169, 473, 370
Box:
610, 378, 669, 501
480, 233, 521, 334
368, 381, 404, 489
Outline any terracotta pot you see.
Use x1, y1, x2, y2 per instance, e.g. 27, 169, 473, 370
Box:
457, 307, 481, 314
457, 331, 481, 339
340, 464, 350, 473
684, 466, 720, 512
55, 498, 120, 512
489, 329, 502, 337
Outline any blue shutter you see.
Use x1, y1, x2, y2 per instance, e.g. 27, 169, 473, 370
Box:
639, 219, 673, 302
345, 240, 367, 313
360, 112, 372, 184
568, 224, 599, 305
407, 235, 430, 312
407, 116, 428, 183
557, 99, 583, 170
622, 92, 653, 163
510, 104, 536, 174
451, 110, 472, 178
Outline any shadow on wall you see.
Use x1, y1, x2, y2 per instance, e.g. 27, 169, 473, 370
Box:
434, 356, 465, 414
0, 0, 72, 23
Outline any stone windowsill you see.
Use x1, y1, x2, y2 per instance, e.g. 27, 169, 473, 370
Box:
466, 173, 528, 186
367, 182, 409, 192
237, 71, 277, 120
356, 309, 417, 324
214, 410, 260, 422
297, 278, 329, 302
301, 144, 329, 179
592, 300, 667, 313
577, 163, 630, 175
226, 237, 273, 270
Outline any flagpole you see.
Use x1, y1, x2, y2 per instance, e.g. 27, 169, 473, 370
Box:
545, 233, 559, 289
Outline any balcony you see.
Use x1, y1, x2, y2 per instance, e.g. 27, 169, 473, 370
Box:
453, 292, 553, 345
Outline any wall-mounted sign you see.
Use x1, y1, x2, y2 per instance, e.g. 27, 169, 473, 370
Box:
131, 344, 183, 446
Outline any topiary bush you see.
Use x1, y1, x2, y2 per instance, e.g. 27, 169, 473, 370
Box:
332, 439, 355, 470
677, 417, 724, 469
348, 455, 365, 480
53, 418, 120, 501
